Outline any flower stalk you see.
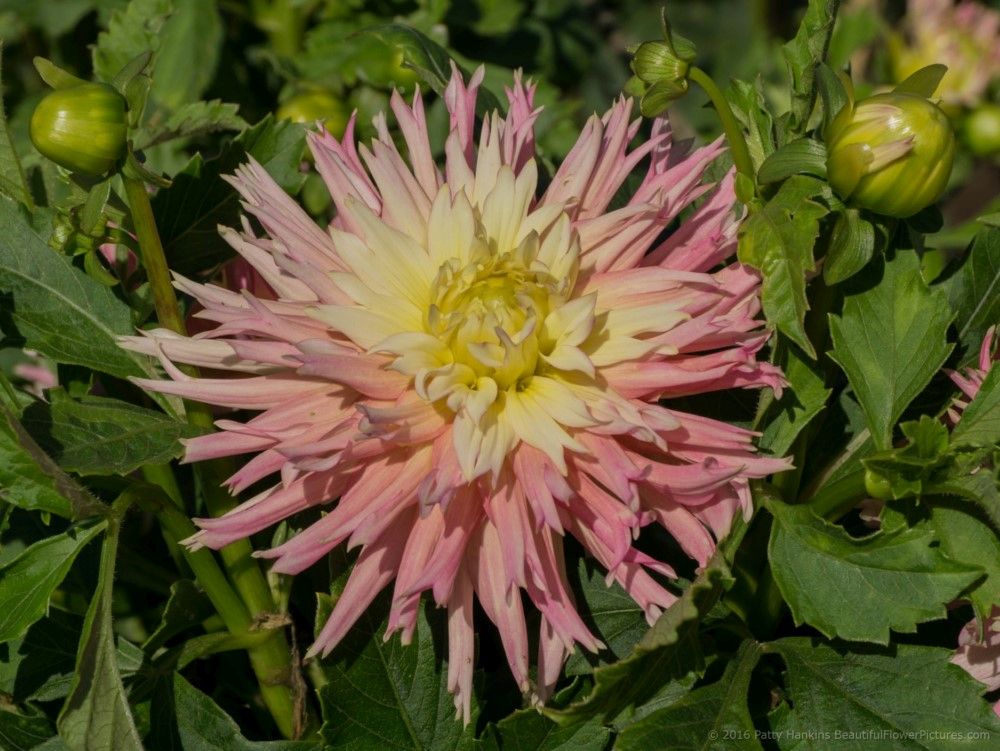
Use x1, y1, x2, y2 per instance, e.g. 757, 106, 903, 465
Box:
121, 173, 301, 739
688, 66, 756, 184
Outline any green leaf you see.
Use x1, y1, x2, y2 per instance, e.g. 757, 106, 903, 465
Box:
565, 558, 647, 675
727, 77, 776, 168
142, 579, 214, 653
544, 549, 735, 724
616, 641, 763, 751
0, 522, 106, 643
0, 705, 56, 751
57, 512, 143, 751
0, 198, 150, 380
136, 100, 247, 150
782, 0, 840, 132
147, 673, 318, 751
816, 62, 849, 134
829, 251, 954, 450
767, 500, 982, 643
362, 24, 504, 116
0, 45, 31, 207
317, 600, 478, 750
759, 343, 831, 455
0, 404, 105, 519
756, 138, 827, 184
927, 460, 1000, 532
823, 208, 876, 284
483, 709, 611, 751
92, 0, 170, 84
893, 64, 947, 98
21, 392, 206, 476
148, 0, 222, 110
946, 229, 1000, 364
738, 175, 830, 357
931, 503, 1000, 623
0, 414, 72, 518
771, 639, 1000, 749
152, 117, 306, 276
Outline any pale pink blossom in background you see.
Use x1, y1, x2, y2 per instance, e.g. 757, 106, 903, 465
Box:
121, 66, 788, 721
953, 607, 1000, 716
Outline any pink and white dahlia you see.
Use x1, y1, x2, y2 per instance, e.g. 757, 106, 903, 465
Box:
121, 66, 788, 720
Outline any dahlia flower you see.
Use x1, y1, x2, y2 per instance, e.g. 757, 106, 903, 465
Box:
946, 325, 997, 424
891, 0, 1000, 109
954, 608, 1000, 715
121, 66, 787, 720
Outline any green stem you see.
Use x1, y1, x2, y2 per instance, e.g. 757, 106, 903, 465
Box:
123, 175, 300, 738
688, 66, 756, 182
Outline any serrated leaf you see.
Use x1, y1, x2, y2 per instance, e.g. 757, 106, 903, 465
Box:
931, 503, 1000, 624
544, 550, 734, 724
0, 522, 106, 643
616, 640, 763, 751
823, 208, 875, 284
738, 175, 830, 357
782, 0, 840, 132
0, 199, 150, 381
829, 252, 954, 450
362, 24, 504, 116
152, 117, 306, 276
21, 393, 206, 476
317, 601, 478, 750
147, 673, 318, 751
727, 77, 776, 168
57, 513, 142, 751
483, 709, 611, 751
759, 343, 830, 455
953, 367, 1000, 448
767, 501, 982, 643
757, 138, 827, 184
771, 639, 1000, 749
148, 0, 222, 110
946, 229, 1000, 365
137, 100, 247, 150
0, 414, 72, 518
564, 558, 646, 675
928, 462, 1000, 532
0, 46, 31, 207
91, 0, 170, 84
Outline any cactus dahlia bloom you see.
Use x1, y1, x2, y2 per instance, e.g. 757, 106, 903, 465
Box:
121, 66, 788, 720
892, 0, 1000, 109
946, 326, 997, 424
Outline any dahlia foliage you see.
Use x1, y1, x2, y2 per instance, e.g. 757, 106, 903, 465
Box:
122, 66, 787, 718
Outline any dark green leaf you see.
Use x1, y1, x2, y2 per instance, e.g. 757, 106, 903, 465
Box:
483, 709, 611, 751
823, 208, 875, 284
738, 175, 830, 357
0, 198, 150, 380
946, 229, 1000, 364
756, 138, 827, 184
317, 601, 478, 750
0, 705, 56, 751
771, 639, 1000, 749
782, 0, 840, 132
21, 392, 206, 476
931, 503, 1000, 623
768, 501, 981, 643
92, 0, 170, 84
759, 343, 830, 455
545, 550, 734, 724
616, 641, 763, 751
57, 513, 143, 750
953, 366, 1000, 448
829, 251, 954, 449
142, 579, 214, 653
0, 46, 31, 207
0, 413, 72, 518
152, 117, 306, 276
148, 0, 222, 110
147, 673, 317, 751
0, 522, 106, 643
136, 100, 247, 150
927, 460, 1000, 532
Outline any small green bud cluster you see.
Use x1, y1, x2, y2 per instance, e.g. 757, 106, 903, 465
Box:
625, 11, 697, 118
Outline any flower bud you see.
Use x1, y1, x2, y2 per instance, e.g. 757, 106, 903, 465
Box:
277, 90, 349, 137
30, 83, 127, 176
627, 11, 696, 117
963, 104, 1000, 157
825, 92, 955, 218
863, 468, 894, 501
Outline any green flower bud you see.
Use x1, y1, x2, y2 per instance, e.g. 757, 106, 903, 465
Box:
863, 469, 894, 501
30, 83, 128, 176
627, 10, 697, 117
825, 91, 955, 218
963, 104, 1000, 157
277, 90, 349, 137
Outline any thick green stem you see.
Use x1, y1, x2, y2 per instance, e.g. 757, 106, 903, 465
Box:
688, 66, 756, 182
123, 175, 300, 738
